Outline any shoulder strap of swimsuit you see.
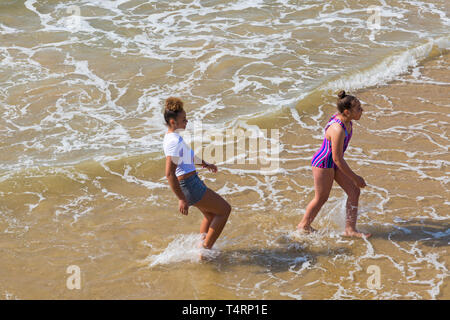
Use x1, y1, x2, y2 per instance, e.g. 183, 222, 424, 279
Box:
326, 116, 348, 136
324, 114, 337, 128
336, 118, 349, 136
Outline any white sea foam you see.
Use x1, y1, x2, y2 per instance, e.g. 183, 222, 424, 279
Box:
54, 194, 95, 224
2, 0, 448, 173
144, 233, 221, 267
0, 23, 19, 34
321, 36, 450, 93
0, 0, 449, 299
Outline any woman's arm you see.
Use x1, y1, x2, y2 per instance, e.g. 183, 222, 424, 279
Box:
193, 155, 217, 173
329, 124, 366, 188
165, 156, 189, 215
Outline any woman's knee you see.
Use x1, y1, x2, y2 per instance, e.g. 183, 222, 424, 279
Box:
202, 213, 214, 222
223, 202, 232, 216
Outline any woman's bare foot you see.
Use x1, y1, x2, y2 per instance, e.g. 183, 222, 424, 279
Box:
297, 223, 317, 234
198, 251, 205, 261
197, 241, 206, 261
198, 242, 211, 261
342, 229, 372, 238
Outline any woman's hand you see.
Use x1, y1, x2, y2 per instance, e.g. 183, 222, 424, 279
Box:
353, 175, 367, 188
179, 199, 189, 215
202, 162, 217, 173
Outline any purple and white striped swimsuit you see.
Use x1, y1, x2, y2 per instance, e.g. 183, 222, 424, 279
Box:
311, 114, 352, 169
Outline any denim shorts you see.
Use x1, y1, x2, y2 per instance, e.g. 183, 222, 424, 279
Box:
179, 173, 207, 206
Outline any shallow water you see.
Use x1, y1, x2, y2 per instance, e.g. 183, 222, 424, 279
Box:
0, 0, 449, 299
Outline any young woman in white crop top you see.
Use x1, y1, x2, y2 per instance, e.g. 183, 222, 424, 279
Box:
163, 97, 231, 252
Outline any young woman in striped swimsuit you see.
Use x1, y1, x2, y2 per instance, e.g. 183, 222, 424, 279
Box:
298, 90, 371, 238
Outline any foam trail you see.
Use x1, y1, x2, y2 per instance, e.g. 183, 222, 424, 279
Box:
145, 234, 221, 267
288, 35, 450, 115
321, 36, 450, 93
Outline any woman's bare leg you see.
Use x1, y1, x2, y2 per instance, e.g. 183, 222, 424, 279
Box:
334, 168, 371, 238
196, 211, 213, 252
298, 167, 335, 232
194, 188, 231, 249
200, 211, 214, 236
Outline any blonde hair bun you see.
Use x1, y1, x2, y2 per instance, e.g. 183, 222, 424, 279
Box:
165, 97, 184, 112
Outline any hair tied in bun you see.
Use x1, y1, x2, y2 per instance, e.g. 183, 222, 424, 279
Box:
338, 90, 346, 99
163, 97, 184, 125
165, 97, 184, 112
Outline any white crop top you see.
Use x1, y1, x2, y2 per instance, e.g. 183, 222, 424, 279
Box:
163, 132, 196, 177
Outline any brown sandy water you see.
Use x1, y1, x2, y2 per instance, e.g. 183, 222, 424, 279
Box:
0, 0, 449, 299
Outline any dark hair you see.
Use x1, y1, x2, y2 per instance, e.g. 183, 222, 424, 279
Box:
164, 97, 184, 125
336, 90, 358, 113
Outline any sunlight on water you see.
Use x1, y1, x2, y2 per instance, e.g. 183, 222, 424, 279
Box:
0, 0, 448, 299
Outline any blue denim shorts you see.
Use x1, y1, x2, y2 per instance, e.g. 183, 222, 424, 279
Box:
179, 173, 207, 206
